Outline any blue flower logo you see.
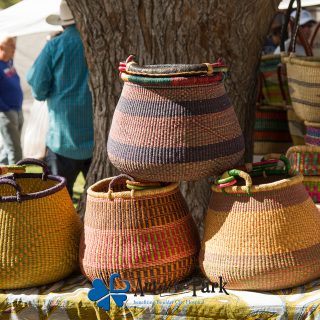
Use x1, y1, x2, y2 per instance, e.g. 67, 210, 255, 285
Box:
88, 274, 130, 311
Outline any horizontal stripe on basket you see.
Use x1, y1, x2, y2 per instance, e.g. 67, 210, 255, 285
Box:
109, 108, 242, 148
108, 149, 244, 181
201, 241, 320, 273
306, 128, 320, 136
255, 112, 287, 121
253, 131, 292, 141
122, 81, 227, 102
116, 95, 231, 118
208, 182, 309, 211
83, 219, 198, 269
288, 77, 320, 88
291, 97, 320, 108
305, 136, 320, 146
108, 134, 244, 164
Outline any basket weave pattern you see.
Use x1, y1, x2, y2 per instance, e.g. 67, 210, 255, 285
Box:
200, 176, 320, 290
0, 175, 82, 289
80, 177, 200, 291
305, 121, 320, 146
107, 78, 244, 181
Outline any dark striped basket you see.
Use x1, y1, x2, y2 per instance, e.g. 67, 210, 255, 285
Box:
254, 105, 292, 155
107, 56, 245, 182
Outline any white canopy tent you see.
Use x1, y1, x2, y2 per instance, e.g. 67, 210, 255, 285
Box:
279, 0, 320, 9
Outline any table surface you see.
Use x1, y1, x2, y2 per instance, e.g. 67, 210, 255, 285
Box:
1, 272, 320, 320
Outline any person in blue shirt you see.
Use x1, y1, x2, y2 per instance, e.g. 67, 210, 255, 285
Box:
27, 0, 94, 197
0, 36, 23, 165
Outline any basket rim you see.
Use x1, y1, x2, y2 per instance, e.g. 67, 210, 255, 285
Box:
211, 174, 303, 194
88, 177, 179, 199
0, 173, 66, 203
303, 176, 320, 182
286, 145, 320, 156
305, 121, 320, 129
282, 54, 320, 67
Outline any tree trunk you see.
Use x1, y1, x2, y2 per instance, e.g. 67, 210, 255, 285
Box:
68, 0, 281, 235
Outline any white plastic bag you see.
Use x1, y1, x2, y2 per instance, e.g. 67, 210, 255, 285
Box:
22, 100, 49, 159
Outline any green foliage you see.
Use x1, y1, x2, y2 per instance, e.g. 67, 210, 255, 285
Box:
0, 0, 21, 10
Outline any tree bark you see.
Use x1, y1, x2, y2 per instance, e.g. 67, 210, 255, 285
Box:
68, 0, 281, 234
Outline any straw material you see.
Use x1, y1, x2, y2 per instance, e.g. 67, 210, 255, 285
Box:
200, 171, 320, 290
107, 69, 244, 182
0, 174, 82, 289
303, 176, 320, 203
80, 176, 200, 291
287, 107, 305, 145
286, 145, 320, 175
260, 54, 290, 108
254, 106, 292, 155
305, 121, 320, 146
282, 55, 320, 122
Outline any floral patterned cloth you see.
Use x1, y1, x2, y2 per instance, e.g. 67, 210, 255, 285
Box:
1, 272, 320, 319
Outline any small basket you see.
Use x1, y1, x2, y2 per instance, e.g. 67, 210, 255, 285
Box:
80, 174, 200, 291
200, 154, 320, 290
286, 145, 320, 175
305, 121, 320, 146
303, 176, 320, 203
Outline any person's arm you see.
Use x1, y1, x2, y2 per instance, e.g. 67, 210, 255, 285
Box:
26, 44, 53, 101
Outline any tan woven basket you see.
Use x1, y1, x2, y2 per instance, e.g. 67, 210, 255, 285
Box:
282, 56, 320, 122
200, 154, 320, 290
287, 107, 305, 145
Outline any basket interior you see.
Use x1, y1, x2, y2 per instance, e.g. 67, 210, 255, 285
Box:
235, 174, 291, 187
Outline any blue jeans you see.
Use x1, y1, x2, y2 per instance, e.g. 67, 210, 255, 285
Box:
45, 147, 91, 197
0, 110, 23, 165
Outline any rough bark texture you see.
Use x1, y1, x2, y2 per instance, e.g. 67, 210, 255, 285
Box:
67, 0, 281, 235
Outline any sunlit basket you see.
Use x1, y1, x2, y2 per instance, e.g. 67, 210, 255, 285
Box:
286, 145, 320, 176
0, 159, 82, 289
80, 174, 200, 292
200, 154, 320, 290
107, 56, 244, 181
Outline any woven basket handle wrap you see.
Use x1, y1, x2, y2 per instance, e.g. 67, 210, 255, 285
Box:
0, 178, 22, 202
108, 174, 135, 192
262, 154, 292, 174
16, 158, 49, 180
119, 55, 227, 77
280, 0, 301, 53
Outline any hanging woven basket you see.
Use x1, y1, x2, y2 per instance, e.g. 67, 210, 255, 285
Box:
200, 154, 320, 290
80, 174, 200, 292
107, 56, 244, 181
0, 159, 82, 289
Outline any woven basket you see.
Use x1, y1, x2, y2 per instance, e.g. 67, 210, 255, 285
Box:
0, 159, 82, 289
107, 56, 244, 182
254, 105, 292, 155
303, 176, 320, 203
200, 154, 320, 290
80, 174, 200, 292
305, 121, 320, 146
287, 106, 305, 145
259, 54, 290, 108
281, 0, 320, 122
286, 145, 320, 175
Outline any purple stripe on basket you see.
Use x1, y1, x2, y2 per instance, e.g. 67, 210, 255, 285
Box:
291, 97, 320, 108
116, 95, 231, 117
0, 173, 66, 203
305, 136, 320, 146
306, 127, 320, 136
107, 135, 244, 164
288, 78, 320, 88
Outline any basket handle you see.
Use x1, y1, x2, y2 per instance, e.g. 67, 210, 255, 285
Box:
108, 174, 135, 192
261, 153, 292, 174
277, 63, 289, 104
0, 178, 22, 202
280, 0, 301, 54
16, 158, 50, 180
